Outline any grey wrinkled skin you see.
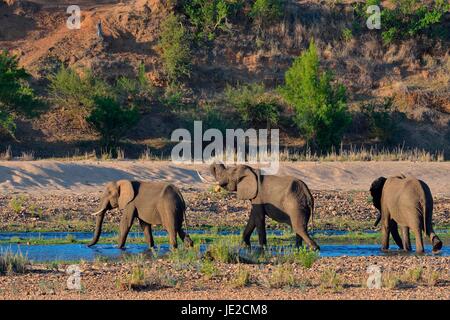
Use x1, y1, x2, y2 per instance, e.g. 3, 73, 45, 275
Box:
370, 175, 443, 254
88, 180, 193, 249
210, 163, 319, 251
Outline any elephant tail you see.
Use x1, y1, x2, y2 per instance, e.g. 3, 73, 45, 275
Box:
309, 199, 315, 231
175, 187, 189, 234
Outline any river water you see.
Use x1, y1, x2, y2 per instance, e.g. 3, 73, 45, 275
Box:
0, 230, 447, 262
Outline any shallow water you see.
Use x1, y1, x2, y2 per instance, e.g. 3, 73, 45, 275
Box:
0, 243, 447, 262
0, 229, 371, 242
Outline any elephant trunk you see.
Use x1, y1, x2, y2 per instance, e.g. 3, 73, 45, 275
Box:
88, 200, 109, 247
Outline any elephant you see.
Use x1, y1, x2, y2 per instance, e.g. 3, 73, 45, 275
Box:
370, 175, 443, 253
210, 163, 319, 250
88, 180, 193, 249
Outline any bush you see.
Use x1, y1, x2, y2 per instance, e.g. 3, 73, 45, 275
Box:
0, 50, 41, 136
86, 96, 140, 151
115, 63, 155, 104
230, 265, 251, 288
319, 268, 343, 292
354, 0, 449, 44
0, 249, 30, 274
249, 0, 284, 30
206, 240, 239, 263
159, 13, 191, 83
360, 98, 402, 145
48, 65, 111, 110
183, 0, 236, 41
282, 246, 319, 269
225, 82, 281, 128
279, 40, 351, 150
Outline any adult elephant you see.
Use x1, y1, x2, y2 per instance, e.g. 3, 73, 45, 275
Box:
88, 180, 193, 249
209, 163, 319, 250
370, 175, 443, 253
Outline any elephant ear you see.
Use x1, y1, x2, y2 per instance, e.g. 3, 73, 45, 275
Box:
117, 180, 135, 209
210, 162, 226, 180
236, 166, 258, 200
370, 177, 387, 211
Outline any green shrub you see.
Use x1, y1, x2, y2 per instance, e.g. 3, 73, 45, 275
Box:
200, 104, 233, 133
265, 264, 299, 289
341, 27, 353, 42
282, 246, 319, 269
86, 96, 140, 151
48, 65, 111, 110
159, 13, 191, 83
354, 0, 449, 44
225, 82, 281, 128
167, 245, 200, 269
182, 0, 238, 41
0, 249, 30, 274
160, 83, 186, 111
200, 259, 220, 279
249, 0, 284, 30
0, 50, 41, 136
230, 265, 251, 288
115, 63, 155, 104
206, 240, 239, 263
320, 268, 343, 292
279, 40, 351, 150
9, 195, 27, 214
360, 98, 402, 145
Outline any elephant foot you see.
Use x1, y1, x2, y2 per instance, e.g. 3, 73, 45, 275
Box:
184, 235, 194, 248
432, 237, 443, 253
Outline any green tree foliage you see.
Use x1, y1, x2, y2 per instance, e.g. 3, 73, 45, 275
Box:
279, 40, 351, 150
249, 0, 284, 30
360, 98, 402, 145
159, 13, 191, 83
182, 0, 239, 41
354, 0, 449, 44
86, 96, 140, 151
225, 82, 281, 128
0, 50, 40, 136
115, 63, 155, 104
48, 65, 111, 110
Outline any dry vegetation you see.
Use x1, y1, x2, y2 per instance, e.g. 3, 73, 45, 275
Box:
0, 0, 448, 158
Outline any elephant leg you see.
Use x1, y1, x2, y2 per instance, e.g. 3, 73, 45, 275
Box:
389, 220, 404, 250
430, 233, 443, 253
177, 228, 193, 247
242, 214, 256, 247
381, 222, 390, 252
412, 228, 424, 254
166, 225, 178, 249
295, 234, 303, 248
291, 216, 319, 251
139, 220, 154, 248
118, 206, 136, 249
400, 226, 411, 251
253, 208, 267, 247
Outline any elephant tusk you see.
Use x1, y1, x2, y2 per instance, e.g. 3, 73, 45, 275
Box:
91, 209, 104, 216
196, 170, 214, 184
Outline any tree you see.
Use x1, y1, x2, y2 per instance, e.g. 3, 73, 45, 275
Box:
0, 50, 40, 136
159, 13, 191, 83
279, 40, 351, 150
87, 96, 140, 151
